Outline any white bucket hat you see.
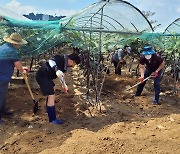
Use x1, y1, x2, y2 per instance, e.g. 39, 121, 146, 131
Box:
3, 33, 27, 45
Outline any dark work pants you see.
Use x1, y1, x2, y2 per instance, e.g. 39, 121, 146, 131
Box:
0, 80, 9, 117
112, 60, 121, 75
135, 69, 162, 102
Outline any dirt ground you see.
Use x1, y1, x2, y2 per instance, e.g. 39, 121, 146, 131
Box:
0, 65, 180, 154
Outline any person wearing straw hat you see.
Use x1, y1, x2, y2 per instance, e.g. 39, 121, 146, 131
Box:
0, 32, 28, 123
134, 45, 165, 105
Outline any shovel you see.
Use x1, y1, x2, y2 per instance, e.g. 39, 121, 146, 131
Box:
23, 74, 39, 114
125, 75, 154, 91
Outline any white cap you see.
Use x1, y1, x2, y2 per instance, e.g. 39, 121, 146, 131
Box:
125, 46, 131, 53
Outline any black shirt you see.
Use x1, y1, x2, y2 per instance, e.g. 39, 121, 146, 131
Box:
39, 54, 68, 79
139, 53, 163, 72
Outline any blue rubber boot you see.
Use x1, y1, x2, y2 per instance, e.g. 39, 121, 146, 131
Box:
46, 106, 57, 122
153, 100, 161, 105
46, 106, 64, 125
51, 119, 64, 125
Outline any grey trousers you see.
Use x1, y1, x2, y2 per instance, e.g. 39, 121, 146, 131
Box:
0, 80, 9, 115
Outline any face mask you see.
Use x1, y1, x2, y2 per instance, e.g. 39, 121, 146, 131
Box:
145, 54, 152, 60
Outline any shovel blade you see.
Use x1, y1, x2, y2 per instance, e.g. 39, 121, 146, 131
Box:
33, 100, 39, 114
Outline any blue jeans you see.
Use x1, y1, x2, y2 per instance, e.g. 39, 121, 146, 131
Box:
0, 80, 9, 117
135, 69, 162, 102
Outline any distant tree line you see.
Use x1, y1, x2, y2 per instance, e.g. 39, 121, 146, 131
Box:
23, 12, 66, 21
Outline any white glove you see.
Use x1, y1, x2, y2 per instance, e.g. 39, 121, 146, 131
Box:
59, 76, 68, 93
56, 70, 64, 78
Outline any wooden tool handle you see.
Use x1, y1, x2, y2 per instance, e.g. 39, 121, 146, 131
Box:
125, 75, 153, 91
23, 74, 35, 100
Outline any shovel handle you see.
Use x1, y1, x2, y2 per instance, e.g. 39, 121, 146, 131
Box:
126, 75, 153, 91
23, 74, 35, 100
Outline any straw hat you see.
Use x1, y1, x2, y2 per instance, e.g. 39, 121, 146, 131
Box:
3, 33, 27, 45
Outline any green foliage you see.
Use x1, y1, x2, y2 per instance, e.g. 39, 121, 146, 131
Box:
0, 15, 179, 64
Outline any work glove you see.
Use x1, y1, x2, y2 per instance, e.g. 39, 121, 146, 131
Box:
56, 70, 64, 78
154, 71, 158, 78
62, 83, 68, 93
139, 77, 144, 83
59, 76, 68, 93
23, 67, 29, 75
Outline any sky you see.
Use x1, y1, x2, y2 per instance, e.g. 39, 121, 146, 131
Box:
0, 0, 179, 32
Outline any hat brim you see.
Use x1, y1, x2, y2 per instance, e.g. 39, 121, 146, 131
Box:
3, 36, 27, 45
141, 49, 155, 55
